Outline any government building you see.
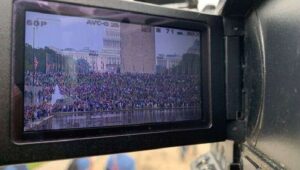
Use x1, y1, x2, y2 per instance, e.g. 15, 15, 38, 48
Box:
52, 21, 121, 73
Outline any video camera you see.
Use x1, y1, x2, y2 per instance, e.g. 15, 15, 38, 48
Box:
1, 0, 249, 166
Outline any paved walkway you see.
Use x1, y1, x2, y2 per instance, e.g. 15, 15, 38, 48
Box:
35, 159, 71, 170
33, 144, 210, 170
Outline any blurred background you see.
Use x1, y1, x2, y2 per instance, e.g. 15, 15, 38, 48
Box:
128, 0, 225, 15
3, 144, 210, 170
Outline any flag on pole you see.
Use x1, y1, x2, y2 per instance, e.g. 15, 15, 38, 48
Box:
46, 53, 49, 74
34, 56, 39, 70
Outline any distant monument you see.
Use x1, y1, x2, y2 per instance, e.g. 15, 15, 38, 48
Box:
120, 24, 155, 74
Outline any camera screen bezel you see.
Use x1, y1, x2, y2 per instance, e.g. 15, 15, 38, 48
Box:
12, 0, 221, 143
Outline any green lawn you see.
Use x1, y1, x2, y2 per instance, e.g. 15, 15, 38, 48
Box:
27, 162, 44, 170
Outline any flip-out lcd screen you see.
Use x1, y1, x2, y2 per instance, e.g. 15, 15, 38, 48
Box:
24, 11, 201, 131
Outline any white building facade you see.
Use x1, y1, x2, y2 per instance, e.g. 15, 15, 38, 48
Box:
55, 21, 121, 73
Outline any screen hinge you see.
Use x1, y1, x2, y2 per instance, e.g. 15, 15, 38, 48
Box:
227, 120, 246, 142
224, 17, 246, 142
224, 17, 245, 121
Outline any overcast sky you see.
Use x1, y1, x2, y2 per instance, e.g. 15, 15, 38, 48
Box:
155, 27, 200, 57
25, 11, 200, 56
25, 11, 105, 51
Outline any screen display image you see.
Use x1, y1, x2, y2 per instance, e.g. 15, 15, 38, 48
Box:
24, 11, 201, 131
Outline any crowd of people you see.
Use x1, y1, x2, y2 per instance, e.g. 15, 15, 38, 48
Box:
24, 71, 201, 124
